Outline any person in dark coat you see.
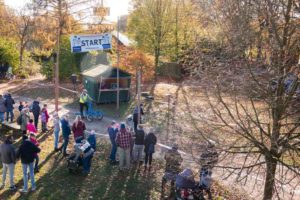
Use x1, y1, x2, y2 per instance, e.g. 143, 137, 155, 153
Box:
0, 94, 6, 123
133, 104, 144, 132
134, 124, 145, 163
4, 93, 15, 122
0, 136, 16, 190
60, 115, 71, 156
108, 120, 118, 163
17, 135, 41, 193
30, 98, 41, 129
144, 128, 157, 170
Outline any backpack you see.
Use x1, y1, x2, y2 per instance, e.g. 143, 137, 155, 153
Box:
17, 115, 22, 125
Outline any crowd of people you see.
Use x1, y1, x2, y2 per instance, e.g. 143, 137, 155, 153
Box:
0, 91, 219, 199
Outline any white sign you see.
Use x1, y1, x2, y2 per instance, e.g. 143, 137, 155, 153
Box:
70, 33, 112, 53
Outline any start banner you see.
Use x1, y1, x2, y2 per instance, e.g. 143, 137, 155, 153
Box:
70, 33, 112, 53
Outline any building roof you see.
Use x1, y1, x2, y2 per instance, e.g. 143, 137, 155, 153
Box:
82, 64, 131, 78
112, 31, 135, 47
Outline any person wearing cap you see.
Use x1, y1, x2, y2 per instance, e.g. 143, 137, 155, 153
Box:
144, 128, 157, 170
116, 123, 132, 170
60, 115, 71, 156
133, 104, 144, 132
53, 112, 60, 151
162, 143, 183, 198
108, 120, 118, 163
79, 89, 92, 118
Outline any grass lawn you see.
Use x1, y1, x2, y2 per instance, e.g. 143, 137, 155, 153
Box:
0, 128, 163, 200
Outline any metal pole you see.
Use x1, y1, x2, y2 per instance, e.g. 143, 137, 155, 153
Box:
116, 16, 120, 115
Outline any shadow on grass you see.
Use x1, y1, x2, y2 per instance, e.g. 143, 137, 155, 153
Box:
1, 141, 163, 200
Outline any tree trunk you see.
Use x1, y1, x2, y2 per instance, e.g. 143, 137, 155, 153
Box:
263, 156, 277, 200
154, 47, 160, 80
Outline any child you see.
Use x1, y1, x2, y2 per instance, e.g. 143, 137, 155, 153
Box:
87, 130, 96, 150
18, 101, 24, 113
26, 119, 37, 134
29, 133, 40, 173
41, 104, 49, 133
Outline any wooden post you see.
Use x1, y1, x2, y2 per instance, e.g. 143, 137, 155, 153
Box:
55, 0, 62, 112
116, 17, 120, 116
137, 70, 141, 124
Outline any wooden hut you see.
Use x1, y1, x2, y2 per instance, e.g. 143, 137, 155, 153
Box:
82, 64, 131, 104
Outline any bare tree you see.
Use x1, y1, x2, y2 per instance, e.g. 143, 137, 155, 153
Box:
183, 0, 300, 199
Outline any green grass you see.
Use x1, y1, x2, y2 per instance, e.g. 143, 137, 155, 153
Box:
0, 128, 164, 200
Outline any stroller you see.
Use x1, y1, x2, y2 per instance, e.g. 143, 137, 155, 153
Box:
175, 169, 211, 200
67, 139, 93, 174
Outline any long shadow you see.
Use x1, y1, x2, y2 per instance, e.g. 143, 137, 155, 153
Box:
10, 141, 162, 200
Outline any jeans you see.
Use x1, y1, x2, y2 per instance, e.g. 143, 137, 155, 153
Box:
2, 163, 15, 187
6, 109, 14, 122
119, 148, 130, 169
22, 162, 35, 190
42, 122, 47, 132
134, 144, 144, 161
82, 154, 93, 173
79, 103, 88, 117
0, 112, 4, 122
145, 153, 153, 166
109, 143, 117, 161
54, 129, 60, 149
62, 135, 69, 154
33, 114, 39, 129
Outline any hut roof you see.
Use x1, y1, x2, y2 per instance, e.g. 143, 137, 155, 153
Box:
82, 64, 131, 78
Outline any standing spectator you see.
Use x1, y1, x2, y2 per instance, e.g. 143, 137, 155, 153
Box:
60, 115, 71, 156
72, 115, 86, 141
4, 93, 15, 123
18, 101, 24, 113
108, 120, 118, 163
162, 143, 183, 198
41, 104, 49, 133
29, 133, 40, 173
144, 129, 157, 170
79, 89, 92, 118
17, 135, 40, 193
87, 130, 96, 150
21, 108, 30, 135
116, 123, 132, 171
26, 119, 37, 134
53, 112, 60, 151
134, 124, 145, 163
133, 104, 144, 132
30, 98, 41, 129
0, 136, 16, 190
0, 94, 6, 123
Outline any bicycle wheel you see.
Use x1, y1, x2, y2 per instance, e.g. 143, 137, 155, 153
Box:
86, 115, 93, 122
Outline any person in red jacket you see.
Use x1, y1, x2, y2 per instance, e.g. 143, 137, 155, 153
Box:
72, 115, 86, 141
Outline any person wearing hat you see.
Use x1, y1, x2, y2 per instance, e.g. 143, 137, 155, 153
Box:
162, 143, 183, 198
108, 120, 118, 163
116, 123, 132, 170
53, 112, 60, 151
79, 89, 92, 118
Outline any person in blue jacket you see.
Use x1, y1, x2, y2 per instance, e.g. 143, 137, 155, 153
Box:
87, 130, 96, 150
107, 120, 118, 164
60, 115, 71, 157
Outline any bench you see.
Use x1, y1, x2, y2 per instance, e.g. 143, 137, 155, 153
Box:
1, 122, 21, 130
